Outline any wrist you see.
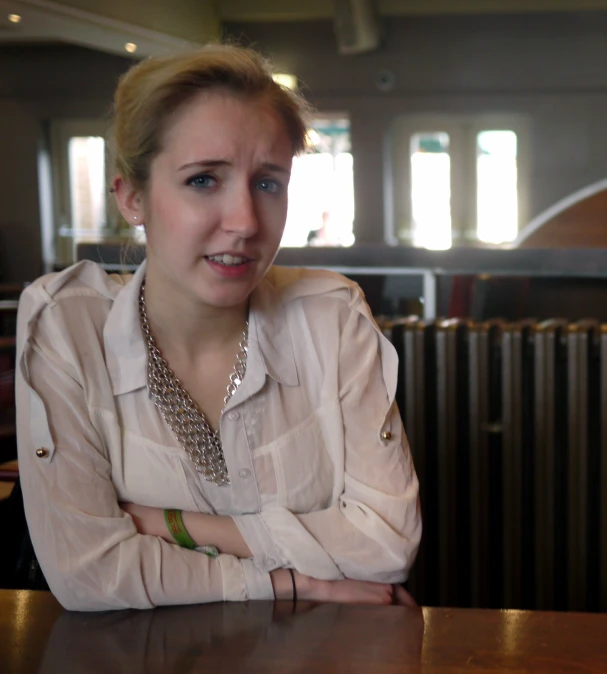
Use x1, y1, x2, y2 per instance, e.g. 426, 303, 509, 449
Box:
270, 569, 296, 600
164, 509, 197, 549
179, 510, 202, 547
291, 570, 314, 600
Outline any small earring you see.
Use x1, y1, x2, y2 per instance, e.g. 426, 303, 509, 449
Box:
133, 216, 138, 221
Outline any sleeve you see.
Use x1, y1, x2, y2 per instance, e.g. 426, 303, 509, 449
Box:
15, 288, 273, 611
234, 296, 422, 584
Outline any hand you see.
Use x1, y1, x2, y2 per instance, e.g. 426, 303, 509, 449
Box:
270, 569, 417, 606
392, 584, 418, 607
301, 577, 394, 605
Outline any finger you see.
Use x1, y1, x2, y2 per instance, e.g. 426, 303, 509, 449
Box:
393, 585, 418, 608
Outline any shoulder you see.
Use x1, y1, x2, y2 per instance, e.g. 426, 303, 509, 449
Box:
17, 261, 135, 353
262, 265, 381, 343
21, 260, 132, 306
264, 265, 365, 309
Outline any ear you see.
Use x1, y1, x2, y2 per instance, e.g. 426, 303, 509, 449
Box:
112, 175, 146, 226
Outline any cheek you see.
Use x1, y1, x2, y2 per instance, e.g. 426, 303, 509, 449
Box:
257, 196, 288, 238
147, 190, 207, 238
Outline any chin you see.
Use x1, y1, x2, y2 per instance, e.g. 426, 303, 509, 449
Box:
200, 288, 253, 309
201, 271, 265, 305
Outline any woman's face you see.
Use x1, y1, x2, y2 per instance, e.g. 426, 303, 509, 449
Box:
139, 90, 293, 310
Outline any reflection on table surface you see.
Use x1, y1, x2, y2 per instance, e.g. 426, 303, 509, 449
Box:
2, 590, 607, 673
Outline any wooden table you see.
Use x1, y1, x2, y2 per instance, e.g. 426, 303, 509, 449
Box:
2, 590, 607, 673
0, 459, 18, 482
0, 459, 17, 499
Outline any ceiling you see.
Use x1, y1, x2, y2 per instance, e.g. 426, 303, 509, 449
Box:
218, 0, 607, 22
2, 0, 607, 58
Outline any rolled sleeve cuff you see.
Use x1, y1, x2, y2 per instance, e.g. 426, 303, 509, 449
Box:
240, 559, 275, 600
232, 513, 287, 572
217, 554, 247, 601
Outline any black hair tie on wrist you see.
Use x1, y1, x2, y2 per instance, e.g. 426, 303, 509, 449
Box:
288, 568, 297, 604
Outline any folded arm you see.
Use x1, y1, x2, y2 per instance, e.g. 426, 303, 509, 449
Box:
16, 292, 273, 611
232, 302, 422, 584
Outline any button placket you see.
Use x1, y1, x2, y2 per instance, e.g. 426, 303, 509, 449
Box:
221, 406, 260, 512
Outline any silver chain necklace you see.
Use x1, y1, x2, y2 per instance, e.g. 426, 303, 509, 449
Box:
138, 279, 248, 486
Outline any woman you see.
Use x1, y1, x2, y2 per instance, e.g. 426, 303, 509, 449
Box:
16, 45, 421, 611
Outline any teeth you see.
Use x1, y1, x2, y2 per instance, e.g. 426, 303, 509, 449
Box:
208, 254, 245, 265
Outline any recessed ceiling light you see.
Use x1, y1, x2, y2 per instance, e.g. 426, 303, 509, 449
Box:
8, 14, 22, 23
124, 42, 137, 53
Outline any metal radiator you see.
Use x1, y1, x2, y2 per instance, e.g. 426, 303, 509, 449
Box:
380, 317, 607, 612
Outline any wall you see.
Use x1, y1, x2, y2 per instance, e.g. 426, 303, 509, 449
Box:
3, 11, 607, 281
0, 45, 132, 282
56, 0, 220, 43
226, 12, 607, 243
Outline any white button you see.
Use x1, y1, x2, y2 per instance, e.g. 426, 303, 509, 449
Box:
239, 469, 251, 479
266, 557, 277, 566
227, 410, 239, 421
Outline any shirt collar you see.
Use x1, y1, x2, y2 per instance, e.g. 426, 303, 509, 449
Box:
104, 262, 299, 397
248, 273, 299, 387
104, 261, 148, 396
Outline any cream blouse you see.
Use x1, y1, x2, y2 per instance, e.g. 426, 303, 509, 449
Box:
16, 260, 421, 611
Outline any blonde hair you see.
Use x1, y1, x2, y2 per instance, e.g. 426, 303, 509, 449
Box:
112, 44, 310, 191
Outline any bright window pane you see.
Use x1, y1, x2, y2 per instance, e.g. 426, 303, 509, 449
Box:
477, 130, 518, 244
68, 136, 106, 239
410, 132, 452, 250
282, 117, 354, 247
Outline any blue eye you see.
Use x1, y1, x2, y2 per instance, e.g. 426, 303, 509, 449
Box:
187, 174, 217, 189
257, 178, 282, 194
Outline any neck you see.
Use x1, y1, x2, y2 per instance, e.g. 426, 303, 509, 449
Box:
141, 272, 249, 363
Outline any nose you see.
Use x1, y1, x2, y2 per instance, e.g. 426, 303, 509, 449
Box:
222, 184, 260, 239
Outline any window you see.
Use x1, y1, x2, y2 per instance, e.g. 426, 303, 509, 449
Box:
49, 120, 118, 268
68, 136, 107, 239
410, 132, 452, 250
476, 130, 518, 244
281, 114, 355, 247
389, 115, 529, 249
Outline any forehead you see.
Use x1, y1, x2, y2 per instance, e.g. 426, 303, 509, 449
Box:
159, 89, 292, 160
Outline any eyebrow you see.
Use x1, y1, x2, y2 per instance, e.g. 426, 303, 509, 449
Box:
178, 159, 290, 175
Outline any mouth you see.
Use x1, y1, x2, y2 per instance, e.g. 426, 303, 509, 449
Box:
204, 253, 253, 267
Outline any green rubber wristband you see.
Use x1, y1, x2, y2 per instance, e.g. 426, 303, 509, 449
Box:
164, 509, 197, 550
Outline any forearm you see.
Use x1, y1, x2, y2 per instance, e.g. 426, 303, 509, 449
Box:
294, 494, 420, 581
123, 503, 252, 558
182, 511, 252, 558
256, 497, 420, 584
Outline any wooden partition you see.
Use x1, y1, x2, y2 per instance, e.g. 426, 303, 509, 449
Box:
515, 179, 607, 248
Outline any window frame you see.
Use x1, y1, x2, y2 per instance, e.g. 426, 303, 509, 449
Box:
49, 119, 113, 267
387, 113, 530, 247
